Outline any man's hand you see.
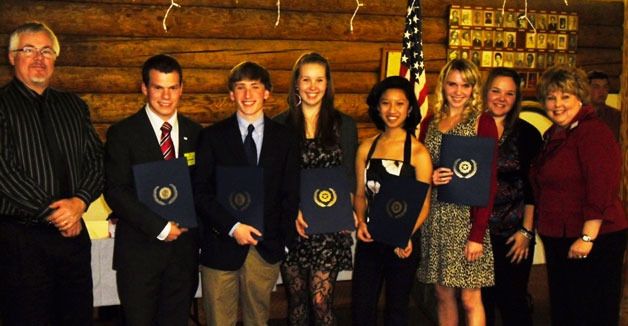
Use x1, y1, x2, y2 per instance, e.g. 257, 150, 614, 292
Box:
47, 197, 86, 231
61, 220, 83, 238
233, 224, 262, 246
165, 222, 188, 242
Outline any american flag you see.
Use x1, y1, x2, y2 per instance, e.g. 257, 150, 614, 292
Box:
400, 0, 428, 115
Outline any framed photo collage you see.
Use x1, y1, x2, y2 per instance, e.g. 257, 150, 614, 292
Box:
448, 5, 578, 89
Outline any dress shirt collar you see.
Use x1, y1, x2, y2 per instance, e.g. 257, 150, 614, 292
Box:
144, 104, 180, 157
236, 114, 264, 141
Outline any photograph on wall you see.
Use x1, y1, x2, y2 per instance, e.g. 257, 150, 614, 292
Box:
461, 9, 472, 26
547, 34, 557, 50
536, 14, 548, 30
448, 49, 459, 61
449, 29, 460, 46
567, 54, 576, 67
483, 30, 493, 48
495, 11, 504, 27
568, 34, 577, 50
547, 52, 555, 66
472, 30, 483, 47
558, 15, 568, 30
461, 29, 472, 46
481, 51, 493, 67
503, 51, 514, 67
537, 33, 547, 49
536, 53, 546, 69
548, 15, 558, 30
471, 50, 481, 66
526, 33, 536, 49
515, 52, 525, 68
494, 31, 505, 48
517, 12, 527, 29
493, 51, 504, 67
557, 34, 567, 50
568, 15, 578, 31
504, 10, 517, 28
556, 53, 566, 65
460, 50, 470, 60
484, 10, 494, 26
525, 52, 536, 69
450, 9, 460, 25
473, 9, 483, 26
446, 5, 579, 89
505, 32, 516, 48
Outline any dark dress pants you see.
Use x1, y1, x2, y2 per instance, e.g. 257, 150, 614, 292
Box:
0, 218, 93, 326
116, 231, 199, 326
541, 230, 626, 326
352, 235, 420, 326
482, 233, 534, 326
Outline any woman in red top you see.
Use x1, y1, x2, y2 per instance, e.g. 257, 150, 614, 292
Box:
531, 65, 627, 326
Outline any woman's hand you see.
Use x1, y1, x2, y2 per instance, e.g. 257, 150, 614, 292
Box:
568, 238, 593, 259
295, 210, 309, 239
506, 232, 530, 263
356, 221, 373, 242
432, 167, 453, 186
464, 240, 484, 262
395, 239, 413, 259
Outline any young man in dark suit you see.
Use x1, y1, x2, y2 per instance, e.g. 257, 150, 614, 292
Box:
193, 61, 299, 325
104, 54, 201, 325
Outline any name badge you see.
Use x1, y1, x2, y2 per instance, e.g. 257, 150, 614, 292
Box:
183, 152, 196, 166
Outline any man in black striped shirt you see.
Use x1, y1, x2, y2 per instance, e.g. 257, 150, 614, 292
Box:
0, 22, 104, 325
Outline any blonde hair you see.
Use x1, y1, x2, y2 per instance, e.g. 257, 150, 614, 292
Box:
432, 59, 483, 124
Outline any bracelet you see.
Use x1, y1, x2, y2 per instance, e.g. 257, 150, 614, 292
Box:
518, 227, 534, 240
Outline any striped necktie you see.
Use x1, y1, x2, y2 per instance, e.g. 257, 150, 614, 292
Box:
160, 122, 175, 160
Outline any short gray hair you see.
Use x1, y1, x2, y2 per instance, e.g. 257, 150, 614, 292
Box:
8, 22, 60, 56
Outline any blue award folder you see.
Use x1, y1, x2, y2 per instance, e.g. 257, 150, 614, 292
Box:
132, 157, 197, 228
438, 134, 496, 206
215, 166, 264, 234
369, 175, 429, 248
300, 167, 354, 234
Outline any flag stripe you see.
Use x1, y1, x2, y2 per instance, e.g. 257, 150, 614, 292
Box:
400, 0, 428, 115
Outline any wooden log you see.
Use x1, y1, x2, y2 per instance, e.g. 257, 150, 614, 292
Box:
59, 0, 416, 16
0, 66, 442, 94
0, 66, 376, 93
0, 36, 446, 73
577, 26, 623, 49
451, 0, 624, 27
92, 121, 379, 142
38, 0, 626, 27
82, 92, 440, 125
81, 93, 371, 123
0, 1, 449, 43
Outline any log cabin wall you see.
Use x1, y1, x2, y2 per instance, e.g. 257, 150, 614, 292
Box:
0, 0, 625, 213
0, 0, 623, 141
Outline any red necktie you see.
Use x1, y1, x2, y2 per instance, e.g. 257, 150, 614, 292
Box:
160, 122, 175, 160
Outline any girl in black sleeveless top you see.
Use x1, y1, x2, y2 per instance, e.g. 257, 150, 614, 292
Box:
351, 77, 432, 325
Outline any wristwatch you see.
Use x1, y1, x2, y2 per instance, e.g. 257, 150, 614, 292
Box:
581, 234, 594, 243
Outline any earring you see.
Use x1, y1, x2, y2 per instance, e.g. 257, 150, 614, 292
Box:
295, 94, 302, 107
